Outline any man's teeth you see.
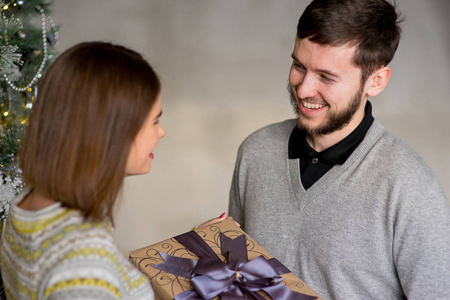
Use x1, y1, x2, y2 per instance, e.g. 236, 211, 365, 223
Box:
302, 100, 325, 110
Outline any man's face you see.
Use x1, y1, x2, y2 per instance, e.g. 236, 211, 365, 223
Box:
288, 38, 367, 137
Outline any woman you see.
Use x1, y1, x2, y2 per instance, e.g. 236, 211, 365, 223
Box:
0, 42, 165, 299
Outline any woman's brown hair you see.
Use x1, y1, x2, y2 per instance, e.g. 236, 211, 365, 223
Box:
20, 42, 160, 223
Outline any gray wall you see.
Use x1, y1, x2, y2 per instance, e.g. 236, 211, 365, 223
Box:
52, 0, 450, 254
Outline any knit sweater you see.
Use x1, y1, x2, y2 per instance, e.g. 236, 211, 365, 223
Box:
0, 188, 153, 300
229, 119, 450, 299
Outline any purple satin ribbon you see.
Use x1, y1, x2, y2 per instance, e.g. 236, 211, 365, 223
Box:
152, 231, 317, 300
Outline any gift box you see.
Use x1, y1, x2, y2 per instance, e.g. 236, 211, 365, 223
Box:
129, 218, 322, 300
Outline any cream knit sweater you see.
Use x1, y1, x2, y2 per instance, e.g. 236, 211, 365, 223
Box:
0, 188, 153, 300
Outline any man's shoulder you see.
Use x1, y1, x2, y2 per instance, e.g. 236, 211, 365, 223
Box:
368, 121, 442, 186
371, 121, 429, 167
239, 119, 296, 150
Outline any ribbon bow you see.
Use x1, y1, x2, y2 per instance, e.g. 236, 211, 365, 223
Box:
152, 231, 317, 300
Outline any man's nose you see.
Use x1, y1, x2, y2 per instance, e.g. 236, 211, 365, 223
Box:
297, 74, 318, 100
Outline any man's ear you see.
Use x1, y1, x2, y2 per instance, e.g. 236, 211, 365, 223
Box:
366, 66, 391, 97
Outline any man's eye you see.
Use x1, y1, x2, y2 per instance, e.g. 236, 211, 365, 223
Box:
320, 74, 334, 83
293, 62, 305, 72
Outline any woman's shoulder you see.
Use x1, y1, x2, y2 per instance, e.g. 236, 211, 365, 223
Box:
3, 202, 152, 299
41, 219, 152, 299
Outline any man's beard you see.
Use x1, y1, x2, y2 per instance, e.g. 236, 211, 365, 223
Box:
288, 83, 363, 136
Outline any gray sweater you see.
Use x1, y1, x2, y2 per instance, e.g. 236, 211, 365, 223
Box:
229, 119, 450, 300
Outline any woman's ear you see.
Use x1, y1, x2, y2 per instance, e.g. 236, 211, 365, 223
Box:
366, 66, 391, 97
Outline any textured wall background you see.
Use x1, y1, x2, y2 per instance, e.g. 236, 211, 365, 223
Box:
52, 0, 450, 254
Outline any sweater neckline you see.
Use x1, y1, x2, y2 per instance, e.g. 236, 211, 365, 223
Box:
287, 120, 386, 210
11, 186, 64, 220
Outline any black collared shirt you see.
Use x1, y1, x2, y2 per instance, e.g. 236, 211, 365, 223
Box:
288, 101, 374, 190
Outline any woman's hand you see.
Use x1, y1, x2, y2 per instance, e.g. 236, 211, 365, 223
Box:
195, 212, 240, 229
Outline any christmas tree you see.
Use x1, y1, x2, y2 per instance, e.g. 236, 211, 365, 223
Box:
0, 0, 58, 223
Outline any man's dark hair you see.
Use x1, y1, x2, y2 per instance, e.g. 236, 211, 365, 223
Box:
297, 0, 403, 83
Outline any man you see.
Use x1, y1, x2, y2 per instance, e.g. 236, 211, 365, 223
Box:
228, 0, 450, 299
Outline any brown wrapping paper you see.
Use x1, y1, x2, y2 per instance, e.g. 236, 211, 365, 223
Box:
129, 218, 322, 300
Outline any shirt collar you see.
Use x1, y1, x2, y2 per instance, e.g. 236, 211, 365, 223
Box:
288, 101, 374, 165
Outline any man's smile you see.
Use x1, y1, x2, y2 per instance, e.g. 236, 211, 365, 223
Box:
301, 99, 326, 111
